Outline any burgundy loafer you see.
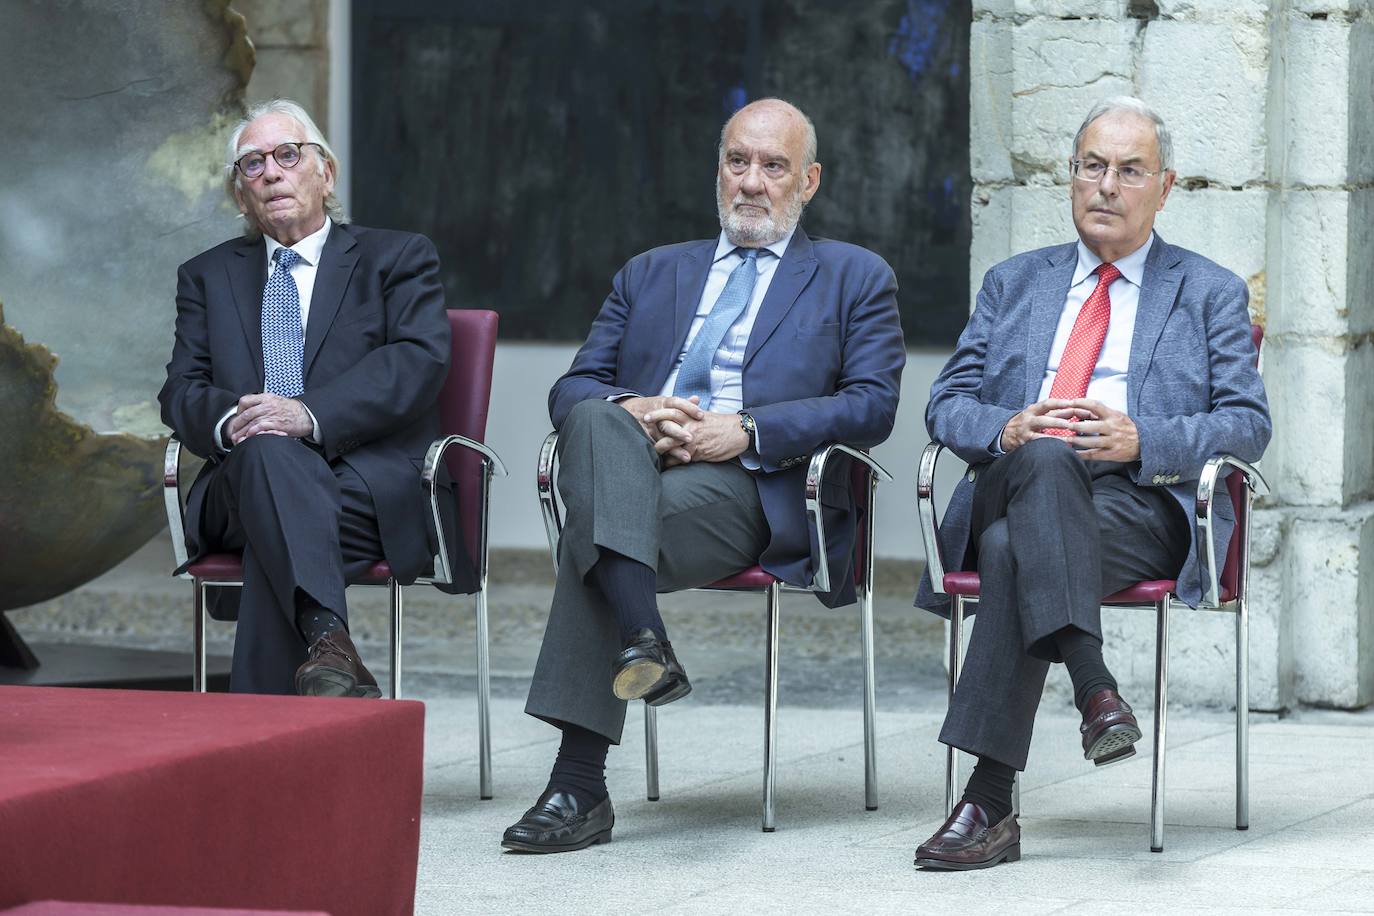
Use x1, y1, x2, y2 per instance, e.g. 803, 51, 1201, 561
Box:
914, 801, 1020, 871
1080, 688, 1142, 766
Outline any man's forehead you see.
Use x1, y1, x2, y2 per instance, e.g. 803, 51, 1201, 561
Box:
1078, 112, 1158, 157
239, 113, 304, 150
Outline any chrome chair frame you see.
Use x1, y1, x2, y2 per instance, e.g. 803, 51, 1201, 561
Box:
916, 441, 1268, 851
164, 434, 508, 798
537, 430, 893, 832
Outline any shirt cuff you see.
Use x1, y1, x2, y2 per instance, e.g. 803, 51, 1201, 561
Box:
301, 402, 321, 444
214, 406, 237, 452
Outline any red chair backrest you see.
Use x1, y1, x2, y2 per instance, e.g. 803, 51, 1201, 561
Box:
439, 310, 500, 552
1219, 323, 1263, 599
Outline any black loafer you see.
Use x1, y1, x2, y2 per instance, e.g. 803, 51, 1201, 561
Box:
500, 789, 614, 853
612, 628, 691, 706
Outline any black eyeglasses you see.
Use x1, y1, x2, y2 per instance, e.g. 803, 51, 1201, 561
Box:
233, 142, 324, 179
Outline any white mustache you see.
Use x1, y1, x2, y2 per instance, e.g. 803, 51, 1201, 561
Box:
732, 195, 770, 213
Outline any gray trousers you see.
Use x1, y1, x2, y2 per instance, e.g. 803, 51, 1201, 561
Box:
525, 399, 770, 743
940, 438, 1189, 770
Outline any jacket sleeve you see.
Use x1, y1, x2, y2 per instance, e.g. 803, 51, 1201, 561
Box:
158, 262, 242, 459
745, 259, 906, 470
548, 259, 641, 428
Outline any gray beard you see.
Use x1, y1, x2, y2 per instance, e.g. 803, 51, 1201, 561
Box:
716, 175, 807, 247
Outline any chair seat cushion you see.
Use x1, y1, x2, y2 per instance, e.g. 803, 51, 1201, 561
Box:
942, 572, 1236, 605
704, 565, 779, 590
188, 555, 392, 585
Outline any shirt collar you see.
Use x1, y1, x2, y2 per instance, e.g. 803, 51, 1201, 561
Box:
712, 224, 797, 264
1073, 231, 1154, 287
265, 216, 333, 268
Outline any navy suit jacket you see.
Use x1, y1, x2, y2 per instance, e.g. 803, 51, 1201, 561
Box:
916, 234, 1271, 612
550, 227, 906, 607
159, 222, 471, 592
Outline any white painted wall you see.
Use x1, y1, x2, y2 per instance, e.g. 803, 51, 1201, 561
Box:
482, 342, 960, 560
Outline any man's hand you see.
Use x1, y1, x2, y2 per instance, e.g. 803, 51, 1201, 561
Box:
653, 411, 750, 467
999, 399, 1086, 452
619, 395, 705, 445
227, 393, 313, 445
1064, 398, 1141, 462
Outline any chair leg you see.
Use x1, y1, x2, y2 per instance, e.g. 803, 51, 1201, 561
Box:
1236, 596, 1249, 830
193, 581, 207, 693
389, 579, 403, 700
644, 703, 660, 802
860, 580, 878, 812
1013, 772, 1021, 818
1151, 598, 1170, 852
476, 585, 493, 800
944, 597, 964, 814
762, 580, 781, 832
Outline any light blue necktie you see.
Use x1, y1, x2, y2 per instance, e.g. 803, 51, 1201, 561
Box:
261, 247, 305, 397
672, 247, 761, 409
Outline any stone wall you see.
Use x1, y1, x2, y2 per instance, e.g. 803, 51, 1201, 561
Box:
235, 0, 330, 122
970, 0, 1374, 709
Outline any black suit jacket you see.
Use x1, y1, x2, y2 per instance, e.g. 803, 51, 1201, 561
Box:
159, 221, 473, 592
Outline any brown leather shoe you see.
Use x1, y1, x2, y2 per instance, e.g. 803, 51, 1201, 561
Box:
295, 630, 382, 698
914, 801, 1020, 870
1080, 688, 1142, 766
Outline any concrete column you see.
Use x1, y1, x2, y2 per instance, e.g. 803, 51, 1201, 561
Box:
969, 0, 1374, 709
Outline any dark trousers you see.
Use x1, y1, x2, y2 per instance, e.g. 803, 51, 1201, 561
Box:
525, 399, 770, 744
939, 437, 1189, 770
198, 435, 383, 695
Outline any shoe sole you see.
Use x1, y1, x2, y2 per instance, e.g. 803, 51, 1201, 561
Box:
500, 829, 612, 854
914, 843, 1021, 871
1085, 723, 1143, 765
297, 667, 383, 699
613, 658, 667, 700
645, 680, 692, 708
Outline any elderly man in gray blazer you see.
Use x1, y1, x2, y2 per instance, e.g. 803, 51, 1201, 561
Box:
913, 97, 1271, 870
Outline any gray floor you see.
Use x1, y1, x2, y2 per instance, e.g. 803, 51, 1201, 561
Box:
12, 533, 1374, 914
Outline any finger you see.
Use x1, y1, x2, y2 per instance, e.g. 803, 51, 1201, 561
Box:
646, 408, 693, 429
664, 396, 706, 420
653, 436, 678, 455
1027, 398, 1077, 414
670, 447, 691, 463
655, 420, 692, 442
1069, 398, 1112, 416
1070, 420, 1110, 436
1028, 415, 1074, 431
236, 393, 273, 411
1046, 407, 1095, 420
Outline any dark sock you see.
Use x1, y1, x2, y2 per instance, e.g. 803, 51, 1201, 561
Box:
590, 549, 666, 644
547, 723, 610, 808
961, 756, 1016, 825
1056, 625, 1118, 713
295, 597, 347, 645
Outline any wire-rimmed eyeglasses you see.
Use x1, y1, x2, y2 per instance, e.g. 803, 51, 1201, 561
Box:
233, 142, 324, 179
1070, 158, 1163, 189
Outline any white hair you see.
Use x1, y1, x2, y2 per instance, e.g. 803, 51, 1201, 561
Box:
1072, 96, 1174, 173
224, 98, 345, 238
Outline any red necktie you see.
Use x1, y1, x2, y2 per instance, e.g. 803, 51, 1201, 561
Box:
1044, 262, 1121, 438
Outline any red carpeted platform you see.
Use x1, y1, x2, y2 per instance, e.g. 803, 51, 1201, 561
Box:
0, 687, 424, 916
3, 904, 327, 915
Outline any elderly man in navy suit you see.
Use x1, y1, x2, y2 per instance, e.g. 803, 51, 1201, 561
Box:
912, 97, 1271, 870
160, 99, 467, 698
501, 98, 905, 853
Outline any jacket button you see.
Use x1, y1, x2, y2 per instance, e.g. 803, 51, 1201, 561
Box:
966, 469, 976, 482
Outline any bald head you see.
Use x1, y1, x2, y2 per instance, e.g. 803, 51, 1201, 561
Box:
718, 99, 818, 170
715, 98, 822, 247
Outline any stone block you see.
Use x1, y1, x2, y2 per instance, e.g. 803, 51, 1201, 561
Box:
1154, 0, 1268, 23
1007, 19, 1136, 177
970, 21, 1014, 184
245, 47, 329, 126
970, 185, 1076, 303
1342, 342, 1374, 503
1262, 336, 1353, 508
1266, 190, 1374, 338
1289, 0, 1374, 16
1139, 20, 1268, 185
236, 0, 325, 47
1155, 187, 1267, 284
1281, 18, 1368, 187
1290, 508, 1374, 708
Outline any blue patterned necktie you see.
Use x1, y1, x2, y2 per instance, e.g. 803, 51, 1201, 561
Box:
672, 247, 762, 409
261, 247, 305, 397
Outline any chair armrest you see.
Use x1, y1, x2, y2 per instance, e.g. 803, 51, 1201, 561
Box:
804, 444, 894, 593
916, 441, 948, 595
1196, 454, 1269, 608
423, 435, 509, 586
536, 431, 562, 575
163, 437, 190, 573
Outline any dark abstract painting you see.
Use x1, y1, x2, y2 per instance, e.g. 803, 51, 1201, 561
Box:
352, 0, 970, 345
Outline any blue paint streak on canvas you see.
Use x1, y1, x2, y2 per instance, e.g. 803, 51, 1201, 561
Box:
888, 0, 945, 84
724, 85, 749, 115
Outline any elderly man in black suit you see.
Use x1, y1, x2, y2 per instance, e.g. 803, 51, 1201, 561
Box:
160, 98, 465, 696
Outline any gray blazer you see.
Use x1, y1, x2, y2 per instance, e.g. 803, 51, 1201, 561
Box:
916, 233, 1271, 612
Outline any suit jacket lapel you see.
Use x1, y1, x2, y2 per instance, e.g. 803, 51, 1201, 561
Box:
228, 237, 268, 389
1127, 234, 1182, 415
1024, 243, 1078, 405
303, 222, 360, 377
743, 228, 818, 370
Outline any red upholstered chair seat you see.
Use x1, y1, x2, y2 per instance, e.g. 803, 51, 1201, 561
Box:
187, 554, 393, 586
705, 565, 780, 591
941, 572, 1235, 605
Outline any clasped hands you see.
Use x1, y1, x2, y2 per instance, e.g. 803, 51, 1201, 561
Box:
225, 393, 313, 446
619, 395, 749, 467
1000, 397, 1140, 462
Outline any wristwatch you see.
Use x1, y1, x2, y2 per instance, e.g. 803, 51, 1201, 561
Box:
738, 411, 757, 436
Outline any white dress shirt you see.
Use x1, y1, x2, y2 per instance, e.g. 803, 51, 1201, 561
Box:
1037, 232, 1155, 414
215, 218, 331, 451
